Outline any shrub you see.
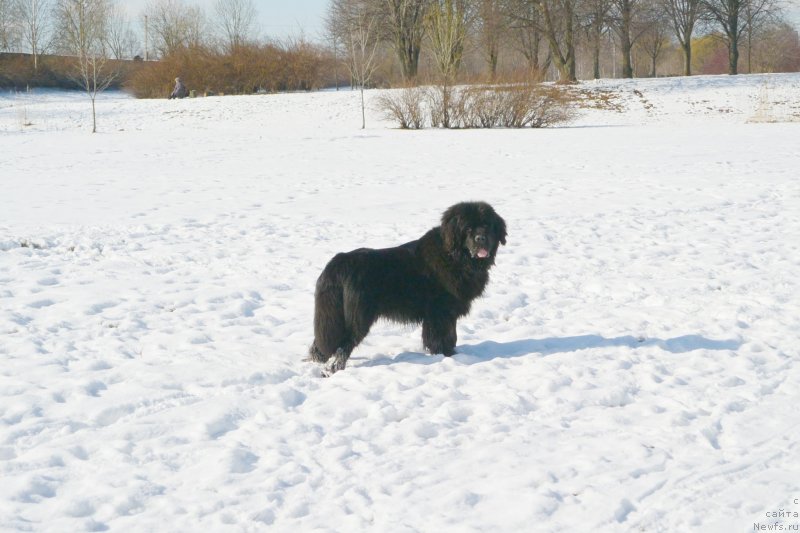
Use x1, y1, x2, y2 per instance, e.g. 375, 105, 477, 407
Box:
375, 86, 427, 129
376, 80, 575, 129
124, 41, 338, 99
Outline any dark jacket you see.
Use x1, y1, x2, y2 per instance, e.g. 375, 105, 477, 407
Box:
169, 79, 188, 99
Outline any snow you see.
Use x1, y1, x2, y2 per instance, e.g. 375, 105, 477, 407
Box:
1, 73, 800, 532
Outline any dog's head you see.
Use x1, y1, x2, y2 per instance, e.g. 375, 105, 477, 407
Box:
441, 202, 507, 265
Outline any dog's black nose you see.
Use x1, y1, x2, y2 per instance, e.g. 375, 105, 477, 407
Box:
475, 234, 486, 244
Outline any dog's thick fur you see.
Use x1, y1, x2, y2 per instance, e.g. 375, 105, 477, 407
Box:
308, 202, 507, 374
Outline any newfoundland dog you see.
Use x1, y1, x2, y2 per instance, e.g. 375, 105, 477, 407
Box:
308, 201, 507, 375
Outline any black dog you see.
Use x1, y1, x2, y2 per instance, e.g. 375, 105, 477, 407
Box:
308, 202, 507, 374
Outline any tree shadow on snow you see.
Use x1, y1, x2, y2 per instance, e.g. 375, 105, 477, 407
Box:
361, 334, 742, 368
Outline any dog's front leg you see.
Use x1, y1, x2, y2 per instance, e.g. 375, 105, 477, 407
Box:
422, 317, 457, 356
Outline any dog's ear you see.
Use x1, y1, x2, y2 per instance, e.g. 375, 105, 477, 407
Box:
494, 214, 507, 246
441, 207, 465, 252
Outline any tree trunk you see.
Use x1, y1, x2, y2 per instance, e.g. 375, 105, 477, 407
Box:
620, 5, 633, 78
360, 86, 365, 129
397, 39, 421, 79
540, 0, 577, 82
621, 38, 633, 78
91, 96, 97, 133
728, 39, 739, 75
682, 41, 692, 76
727, 12, 739, 75
592, 33, 601, 79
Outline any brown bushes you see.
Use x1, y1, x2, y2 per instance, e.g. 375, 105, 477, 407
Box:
125, 40, 337, 99
375, 86, 427, 129
376, 81, 576, 129
0, 53, 131, 90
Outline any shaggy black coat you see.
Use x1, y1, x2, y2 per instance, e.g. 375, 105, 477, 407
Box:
308, 202, 507, 374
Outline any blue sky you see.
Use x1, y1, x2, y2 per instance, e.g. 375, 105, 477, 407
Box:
124, 0, 799, 44
124, 0, 329, 42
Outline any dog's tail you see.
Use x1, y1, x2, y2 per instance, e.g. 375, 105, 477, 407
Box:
309, 270, 347, 363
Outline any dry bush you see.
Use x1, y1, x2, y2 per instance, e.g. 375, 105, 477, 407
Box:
0, 53, 129, 90
460, 87, 505, 128
124, 41, 338, 99
377, 81, 575, 129
502, 85, 575, 128
427, 85, 473, 128
375, 86, 427, 129
430, 82, 575, 129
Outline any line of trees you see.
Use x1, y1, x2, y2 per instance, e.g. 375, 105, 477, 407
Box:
325, 0, 797, 84
0, 0, 266, 67
2, 0, 799, 96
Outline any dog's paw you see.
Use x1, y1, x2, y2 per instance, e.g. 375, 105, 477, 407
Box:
321, 348, 349, 377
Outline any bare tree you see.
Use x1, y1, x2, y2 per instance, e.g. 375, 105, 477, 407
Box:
0, 0, 20, 51
329, 0, 381, 128
55, 0, 115, 133
476, 0, 505, 78
504, 0, 548, 72
741, 0, 778, 72
609, 0, 652, 77
703, 0, 777, 74
17, 0, 50, 70
350, 10, 380, 128
213, 0, 256, 52
324, 3, 344, 90
661, 0, 702, 74
583, 0, 612, 78
144, 0, 206, 57
750, 20, 800, 72
383, 0, 429, 80
105, 1, 138, 59
426, 0, 472, 126
636, 10, 668, 75
507, 0, 580, 82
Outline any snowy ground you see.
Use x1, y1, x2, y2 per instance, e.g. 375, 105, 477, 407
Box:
1, 73, 800, 532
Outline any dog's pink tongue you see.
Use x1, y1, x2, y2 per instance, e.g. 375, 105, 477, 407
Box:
477, 249, 489, 258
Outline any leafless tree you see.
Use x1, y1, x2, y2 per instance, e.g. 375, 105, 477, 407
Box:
426, 0, 473, 126
741, 0, 778, 72
213, 0, 257, 52
609, 0, 652, 77
583, 0, 612, 78
144, 0, 206, 57
636, 10, 668, 75
426, 0, 472, 76
329, 0, 381, 128
105, 2, 138, 59
54, 0, 115, 133
702, 0, 778, 74
0, 0, 20, 51
476, 0, 505, 78
506, 0, 580, 82
661, 0, 703, 74
503, 0, 548, 72
383, 0, 429, 80
351, 16, 380, 129
17, 0, 50, 70
749, 20, 800, 72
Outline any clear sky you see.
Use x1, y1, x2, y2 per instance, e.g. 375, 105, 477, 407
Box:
123, 0, 329, 42
123, 0, 799, 44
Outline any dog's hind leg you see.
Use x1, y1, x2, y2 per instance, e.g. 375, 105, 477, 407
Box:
319, 290, 375, 375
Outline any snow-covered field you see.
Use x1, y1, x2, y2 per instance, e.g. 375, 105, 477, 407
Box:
1, 73, 799, 532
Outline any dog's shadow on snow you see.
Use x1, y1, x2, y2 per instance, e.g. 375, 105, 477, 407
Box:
359, 334, 743, 368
